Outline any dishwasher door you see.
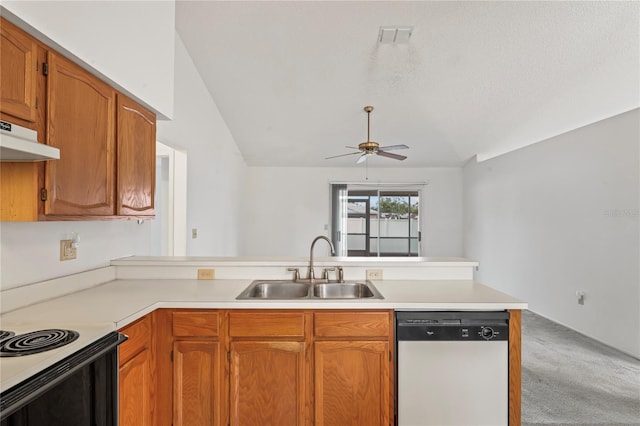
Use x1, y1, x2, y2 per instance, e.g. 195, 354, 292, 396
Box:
396, 312, 509, 426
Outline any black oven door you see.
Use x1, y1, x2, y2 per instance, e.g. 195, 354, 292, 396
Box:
1, 332, 127, 426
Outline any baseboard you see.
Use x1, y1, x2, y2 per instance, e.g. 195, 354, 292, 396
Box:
526, 309, 640, 361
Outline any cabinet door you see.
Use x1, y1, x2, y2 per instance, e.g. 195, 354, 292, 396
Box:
119, 348, 153, 426
314, 340, 390, 426
174, 340, 221, 426
45, 51, 115, 216
117, 94, 155, 216
0, 19, 37, 122
230, 341, 306, 426
119, 315, 154, 426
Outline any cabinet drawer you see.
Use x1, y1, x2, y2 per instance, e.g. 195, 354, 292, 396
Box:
229, 311, 305, 337
314, 311, 391, 338
119, 315, 151, 363
172, 311, 219, 337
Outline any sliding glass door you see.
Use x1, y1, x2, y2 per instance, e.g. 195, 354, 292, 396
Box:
331, 184, 421, 257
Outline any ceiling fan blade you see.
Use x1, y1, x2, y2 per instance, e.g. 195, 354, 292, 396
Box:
325, 151, 361, 160
377, 150, 407, 161
356, 153, 368, 164
345, 146, 361, 150
378, 144, 409, 151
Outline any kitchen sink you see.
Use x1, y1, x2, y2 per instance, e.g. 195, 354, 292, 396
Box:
313, 282, 378, 299
236, 280, 383, 300
242, 281, 309, 299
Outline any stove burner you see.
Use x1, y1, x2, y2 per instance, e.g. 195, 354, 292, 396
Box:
0, 329, 79, 357
0, 330, 15, 341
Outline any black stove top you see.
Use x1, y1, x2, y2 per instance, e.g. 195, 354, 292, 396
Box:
0, 331, 15, 341
0, 329, 79, 357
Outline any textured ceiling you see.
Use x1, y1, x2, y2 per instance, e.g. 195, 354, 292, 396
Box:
176, 1, 639, 167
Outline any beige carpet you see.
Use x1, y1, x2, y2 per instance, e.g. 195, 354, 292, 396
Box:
522, 310, 640, 426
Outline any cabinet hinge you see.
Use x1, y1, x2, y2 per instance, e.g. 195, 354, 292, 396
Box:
389, 350, 392, 361
40, 188, 47, 201
35, 97, 38, 109
42, 62, 48, 76
227, 352, 231, 361
170, 350, 173, 362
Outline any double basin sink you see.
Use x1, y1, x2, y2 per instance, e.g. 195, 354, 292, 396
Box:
236, 280, 384, 300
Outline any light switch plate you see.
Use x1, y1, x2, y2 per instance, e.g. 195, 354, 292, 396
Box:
60, 240, 77, 261
198, 269, 215, 280
366, 269, 383, 280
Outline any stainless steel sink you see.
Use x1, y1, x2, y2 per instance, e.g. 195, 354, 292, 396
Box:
313, 282, 380, 299
236, 280, 383, 300
242, 281, 309, 299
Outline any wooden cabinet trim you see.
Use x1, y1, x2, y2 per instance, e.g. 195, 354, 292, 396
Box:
229, 311, 306, 338
508, 309, 522, 426
314, 310, 391, 338
172, 310, 219, 337
119, 315, 151, 365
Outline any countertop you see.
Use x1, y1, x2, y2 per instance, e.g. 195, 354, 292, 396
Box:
1, 277, 526, 392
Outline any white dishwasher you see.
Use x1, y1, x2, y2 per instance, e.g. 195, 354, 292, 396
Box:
395, 311, 509, 426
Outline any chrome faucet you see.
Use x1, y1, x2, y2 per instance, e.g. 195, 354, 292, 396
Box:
307, 235, 335, 283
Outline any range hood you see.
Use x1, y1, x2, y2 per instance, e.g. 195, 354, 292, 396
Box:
0, 120, 59, 161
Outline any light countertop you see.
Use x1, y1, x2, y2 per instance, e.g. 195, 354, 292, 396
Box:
1, 277, 526, 392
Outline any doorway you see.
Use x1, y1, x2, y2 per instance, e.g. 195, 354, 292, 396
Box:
151, 142, 187, 256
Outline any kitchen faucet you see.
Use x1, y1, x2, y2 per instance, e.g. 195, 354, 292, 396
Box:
306, 235, 335, 283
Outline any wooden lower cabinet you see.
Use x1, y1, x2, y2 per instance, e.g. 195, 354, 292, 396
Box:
173, 339, 222, 426
314, 340, 390, 426
118, 314, 155, 426
121, 308, 522, 426
230, 340, 307, 425
313, 311, 393, 426
119, 347, 153, 425
147, 309, 394, 426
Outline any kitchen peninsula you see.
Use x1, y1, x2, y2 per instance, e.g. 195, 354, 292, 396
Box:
0, 257, 527, 425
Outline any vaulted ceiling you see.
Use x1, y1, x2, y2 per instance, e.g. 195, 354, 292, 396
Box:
176, 1, 639, 167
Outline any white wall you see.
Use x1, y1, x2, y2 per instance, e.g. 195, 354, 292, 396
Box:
0, 220, 151, 290
2, 1, 175, 118
156, 35, 247, 256
463, 109, 640, 357
239, 167, 463, 257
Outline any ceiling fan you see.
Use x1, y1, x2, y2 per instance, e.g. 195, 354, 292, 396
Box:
326, 106, 409, 163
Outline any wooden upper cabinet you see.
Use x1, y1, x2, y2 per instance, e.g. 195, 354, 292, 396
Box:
45, 51, 115, 216
0, 19, 37, 123
117, 94, 155, 216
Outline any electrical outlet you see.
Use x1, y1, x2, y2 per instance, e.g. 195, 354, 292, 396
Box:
60, 240, 77, 261
366, 269, 383, 280
192, 228, 198, 239
576, 291, 585, 305
198, 269, 215, 280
